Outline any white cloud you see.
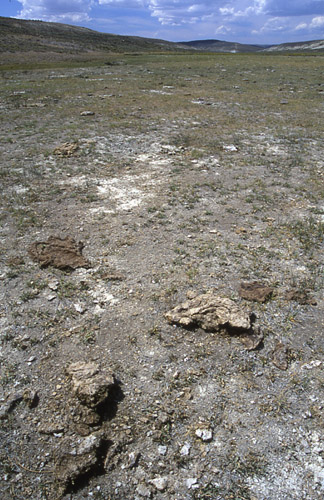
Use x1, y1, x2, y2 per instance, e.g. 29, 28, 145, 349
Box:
13, 1, 324, 43
293, 15, 324, 34
254, 16, 286, 34
219, 7, 234, 16
147, 0, 219, 26
295, 22, 307, 31
17, 0, 94, 22
215, 24, 232, 34
187, 4, 204, 14
98, 0, 144, 5
310, 15, 324, 28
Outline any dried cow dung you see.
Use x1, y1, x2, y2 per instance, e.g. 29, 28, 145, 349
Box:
165, 291, 251, 332
53, 141, 78, 157
54, 432, 106, 496
239, 281, 274, 303
28, 236, 90, 270
66, 361, 115, 409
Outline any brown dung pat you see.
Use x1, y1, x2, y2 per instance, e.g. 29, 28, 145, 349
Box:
28, 236, 90, 270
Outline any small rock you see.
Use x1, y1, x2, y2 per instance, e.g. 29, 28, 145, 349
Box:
149, 476, 168, 491
93, 304, 105, 315
23, 389, 39, 408
186, 477, 198, 489
136, 484, 152, 498
195, 428, 213, 442
180, 443, 191, 456
223, 144, 238, 152
235, 227, 247, 234
272, 342, 289, 370
74, 302, 86, 314
158, 445, 167, 456
46, 293, 57, 301
80, 110, 95, 116
128, 451, 140, 468
302, 360, 322, 370
48, 279, 59, 291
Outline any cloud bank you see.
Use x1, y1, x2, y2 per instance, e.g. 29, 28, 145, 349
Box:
17, 0, 94, 23
14, 0, 324, 43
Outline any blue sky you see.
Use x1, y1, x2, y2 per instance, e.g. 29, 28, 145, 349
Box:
2, 1, 324, 44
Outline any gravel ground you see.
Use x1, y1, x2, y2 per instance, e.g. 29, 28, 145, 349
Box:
0, 53, 323, 500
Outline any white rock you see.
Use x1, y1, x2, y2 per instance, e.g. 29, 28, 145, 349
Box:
195, 428, 213, 442
77, 434, 101, 455
302, 360, 322, 370
74, 302, 85, 314
93, 305, 105, 315
149, 476, 168, 491
48, 279, 59, 291
158, 445, 167, 456
223, 144, 238, 152
186, 477, 198, 489
180, 443, 191, 456
136, 484, 152, 498
46, 293, 57, 301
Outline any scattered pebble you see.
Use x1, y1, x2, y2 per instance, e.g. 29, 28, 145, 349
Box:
46, 293, 57, 301
223, 144, 238, 152
195, 428, 213, 442
47, 279, 59, 290
186, 477, 198, 489
180, 443, 191, 456
149, 476, 168, 491
136, 484, 152, 498
74, 302, 86, 314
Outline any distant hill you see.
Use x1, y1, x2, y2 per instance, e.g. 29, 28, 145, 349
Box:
1, 16, 324, 65
263, 39, 324, 52
179, 39, 271, 53
0, 16, 186, 63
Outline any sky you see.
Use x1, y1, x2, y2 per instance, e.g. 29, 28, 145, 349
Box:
2, 1, 324, 45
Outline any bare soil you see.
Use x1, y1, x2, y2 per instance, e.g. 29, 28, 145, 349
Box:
0, 53, 324, 500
